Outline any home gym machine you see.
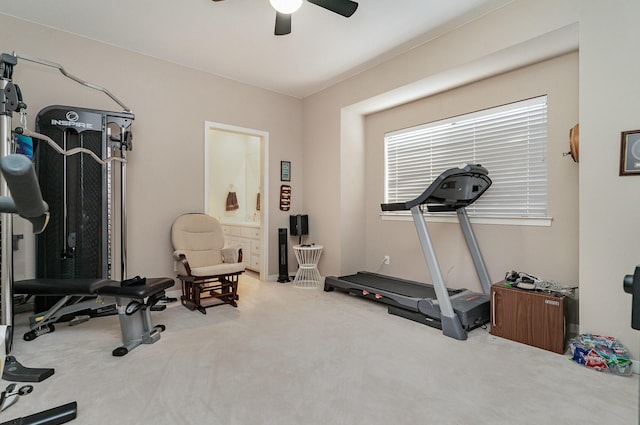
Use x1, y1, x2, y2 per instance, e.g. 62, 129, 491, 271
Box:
325, 164, 493, 341
1, 51, 173, 367
11, 57, 134, 340
0, 52, 134, 340
23, 105, 134, 330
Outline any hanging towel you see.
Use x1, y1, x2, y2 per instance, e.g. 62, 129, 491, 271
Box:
15, 134, 34, 160
226, 191, 239, 211
256, 192, 261, 211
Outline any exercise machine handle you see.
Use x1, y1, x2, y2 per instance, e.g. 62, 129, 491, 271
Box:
14, 52, 131, 113
0, 154, 49, 233
0, 401, 77, 425
380, 202, 407, 212
623, 265, 640, 330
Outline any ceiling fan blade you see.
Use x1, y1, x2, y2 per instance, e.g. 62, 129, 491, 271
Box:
274, 12, 292, 35
307, 0, 358, 17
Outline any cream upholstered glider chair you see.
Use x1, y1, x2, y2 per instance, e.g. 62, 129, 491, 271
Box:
171, 213, 244, 314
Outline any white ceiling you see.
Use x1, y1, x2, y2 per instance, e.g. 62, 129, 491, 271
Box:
0, 0, 512, 98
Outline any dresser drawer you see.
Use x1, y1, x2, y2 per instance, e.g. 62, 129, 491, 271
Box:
251, 239, 261, 255
249, 256, 260, 270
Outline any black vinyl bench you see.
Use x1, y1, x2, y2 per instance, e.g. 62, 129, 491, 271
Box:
14, 277, 174, 356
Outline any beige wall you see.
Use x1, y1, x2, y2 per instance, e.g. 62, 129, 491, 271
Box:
365, 53, 578, 292
579, 0, 640, 359
0, 14, 303, 280
303, 0, 640, 359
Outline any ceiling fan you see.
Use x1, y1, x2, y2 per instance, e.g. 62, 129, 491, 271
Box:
212, 0, 359, 36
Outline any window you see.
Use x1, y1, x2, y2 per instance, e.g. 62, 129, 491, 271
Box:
384, 96, 548, 220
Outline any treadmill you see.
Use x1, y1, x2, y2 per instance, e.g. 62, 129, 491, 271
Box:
324, 164, 493, 341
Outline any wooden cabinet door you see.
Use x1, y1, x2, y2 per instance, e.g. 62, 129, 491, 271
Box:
528, 293, 565, 353
490, 284, 565, 354
490, 285, 523, 341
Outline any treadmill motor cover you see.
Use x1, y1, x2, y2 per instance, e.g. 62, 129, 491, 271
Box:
417, 290, 489, 328
451, 292, 490, 327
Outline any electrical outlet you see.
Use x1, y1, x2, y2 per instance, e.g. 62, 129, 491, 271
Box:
383, 255, 390, 265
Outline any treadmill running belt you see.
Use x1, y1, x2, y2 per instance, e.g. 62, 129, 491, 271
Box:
335, 272, 461, 299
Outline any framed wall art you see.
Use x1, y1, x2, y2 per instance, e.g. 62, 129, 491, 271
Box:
620, 130, 640, 175
281, 160, 291, 181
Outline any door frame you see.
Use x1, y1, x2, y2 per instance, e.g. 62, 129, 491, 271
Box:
204, 121, 269, 281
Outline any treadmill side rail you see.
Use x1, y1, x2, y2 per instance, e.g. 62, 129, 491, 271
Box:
457, 208, 492, 295
441, 316, 468, 340
410, 205, 467, 340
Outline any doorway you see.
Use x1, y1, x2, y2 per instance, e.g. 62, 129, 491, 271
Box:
204, 121, 269, 281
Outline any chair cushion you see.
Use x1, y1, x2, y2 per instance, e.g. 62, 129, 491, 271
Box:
191, 262, 245, 277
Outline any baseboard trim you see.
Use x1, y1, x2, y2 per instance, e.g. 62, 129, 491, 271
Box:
269, 273, 298, 283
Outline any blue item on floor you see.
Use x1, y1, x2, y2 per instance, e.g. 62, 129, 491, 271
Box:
569, 333, 632, 376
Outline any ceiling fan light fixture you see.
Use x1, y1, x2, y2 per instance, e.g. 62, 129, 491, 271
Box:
269, 0, 303, 14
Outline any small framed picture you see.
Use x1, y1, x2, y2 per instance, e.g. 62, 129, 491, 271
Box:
620, 130, 640, 175
281, 161, 291, 182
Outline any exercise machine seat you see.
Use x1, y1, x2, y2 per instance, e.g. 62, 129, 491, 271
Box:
98, 277, 174, 298
171, 213, 244, 314
14, 278, 111, 296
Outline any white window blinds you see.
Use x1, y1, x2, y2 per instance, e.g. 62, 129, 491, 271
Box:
384, 96, 548, 218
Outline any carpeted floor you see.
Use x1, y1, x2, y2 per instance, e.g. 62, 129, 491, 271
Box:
1, 273, 637, 425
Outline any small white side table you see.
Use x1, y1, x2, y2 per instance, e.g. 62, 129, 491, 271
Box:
293, 244, 323, 288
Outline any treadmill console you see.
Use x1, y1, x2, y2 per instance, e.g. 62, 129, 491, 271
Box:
381, 164, 491, 212
431, 175, 490, 206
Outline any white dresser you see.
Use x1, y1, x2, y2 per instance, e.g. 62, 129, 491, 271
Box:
221, 223, 261, 271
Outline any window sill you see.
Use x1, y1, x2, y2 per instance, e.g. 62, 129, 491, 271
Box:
380, 212, 552, 227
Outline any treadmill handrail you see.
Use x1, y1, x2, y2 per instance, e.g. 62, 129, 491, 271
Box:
381, 164, 491, 212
